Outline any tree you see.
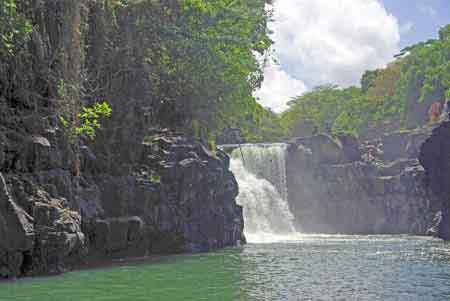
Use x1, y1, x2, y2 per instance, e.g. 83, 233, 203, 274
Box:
83, 0, 274, 143
282, 24, 450, 138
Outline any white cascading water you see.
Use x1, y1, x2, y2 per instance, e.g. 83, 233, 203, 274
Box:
229, 143, 299, 243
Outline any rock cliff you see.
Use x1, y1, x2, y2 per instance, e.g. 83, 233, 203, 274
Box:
0, 126, 244, 279
419, 122, 450, 240
286, 131, 440, 235
0, 1, 244, 279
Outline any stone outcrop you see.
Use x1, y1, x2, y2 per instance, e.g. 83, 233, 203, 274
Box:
291, 135, 345, 165
0, 125, 243, 279
376, 129, 432, 162
0, 1, 244, 279
0, 171, 86, 278
336, 134, 362, 162
419, 122, 450, 240
286, 131, 439, 235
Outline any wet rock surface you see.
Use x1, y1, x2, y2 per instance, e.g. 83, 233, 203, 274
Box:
419, 121, 450, 240
287, 131, 441, 236
0, 127, 243, 279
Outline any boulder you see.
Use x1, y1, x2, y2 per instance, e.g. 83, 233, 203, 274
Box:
89, 217, 146, 256
33, 229, 86, 275
0, 173, 35, 278
0, 173, 34, 252
381, 131, 410, 162
127, 216, 144, 242
108, 218, 130, 251
292, 134, 344, 164
24, 136, 52, 171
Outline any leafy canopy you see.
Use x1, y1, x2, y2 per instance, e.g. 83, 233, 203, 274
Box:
0, 0, 32, 55
281, 24, 450, 138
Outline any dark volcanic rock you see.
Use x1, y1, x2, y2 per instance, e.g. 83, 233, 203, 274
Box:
87, 217, 146, 257
419, 122, 450, 240
291, 134, 345, 165
0, 1, 241, 279
286, 133, 438, 235
0, 173, 35, 252
0, 173, 34, 278
337, 134, 362, 163
381, 132, 410, 162
0, 126, 243, 279
378, 158, 421, 177
376, 129, 432, 162
0, 172, 87, 278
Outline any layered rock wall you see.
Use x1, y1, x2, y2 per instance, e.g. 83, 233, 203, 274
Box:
0, 1, 244, 279
419, 122, 450, 240
0, 128, 244, 279
286, 132, 440, 235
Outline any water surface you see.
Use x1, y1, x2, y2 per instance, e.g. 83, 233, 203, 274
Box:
1, 235, 449, 300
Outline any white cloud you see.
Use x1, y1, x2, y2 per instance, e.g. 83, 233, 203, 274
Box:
273, 0, 400, 87
400, 21, 414, 35
255, 0, 401, 112
254, 63, 307, 113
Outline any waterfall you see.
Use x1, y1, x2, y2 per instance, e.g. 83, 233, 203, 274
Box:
229, 143, 299, 243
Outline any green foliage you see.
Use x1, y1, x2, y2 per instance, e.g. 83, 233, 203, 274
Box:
105, 0, 273, 140
215, 94, 285, 142
60, 102, 112, 141
0, 0, 32, 55
282, 24, 450, 138
208, 138, 217, 157
183, 0, 274, 133
2, 0, 278, 148
4, 1, 447, 149
392, 24, 450, 127
281, 85, 370, 137
331, 94, 377, 137
361, 70, 380, 93
57, 79, 67, 99
149, 174, 161, 183
439, 25, 450, 41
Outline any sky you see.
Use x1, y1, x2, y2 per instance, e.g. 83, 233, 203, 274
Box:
254, 0, 450, 112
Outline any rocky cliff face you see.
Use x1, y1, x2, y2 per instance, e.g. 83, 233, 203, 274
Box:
0, 1, 244, 279
286, 131, 440, 235
0, 127, 244, 279
419, 122, 450, 240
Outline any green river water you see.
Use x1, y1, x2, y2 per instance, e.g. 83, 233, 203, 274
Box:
0, 235, 449, 301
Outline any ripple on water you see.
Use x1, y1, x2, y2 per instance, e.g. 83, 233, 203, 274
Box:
0, 235, 449, 301
240, 236, 450, 300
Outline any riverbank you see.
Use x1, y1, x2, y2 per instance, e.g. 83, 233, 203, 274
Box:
0, 130, 244, 279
